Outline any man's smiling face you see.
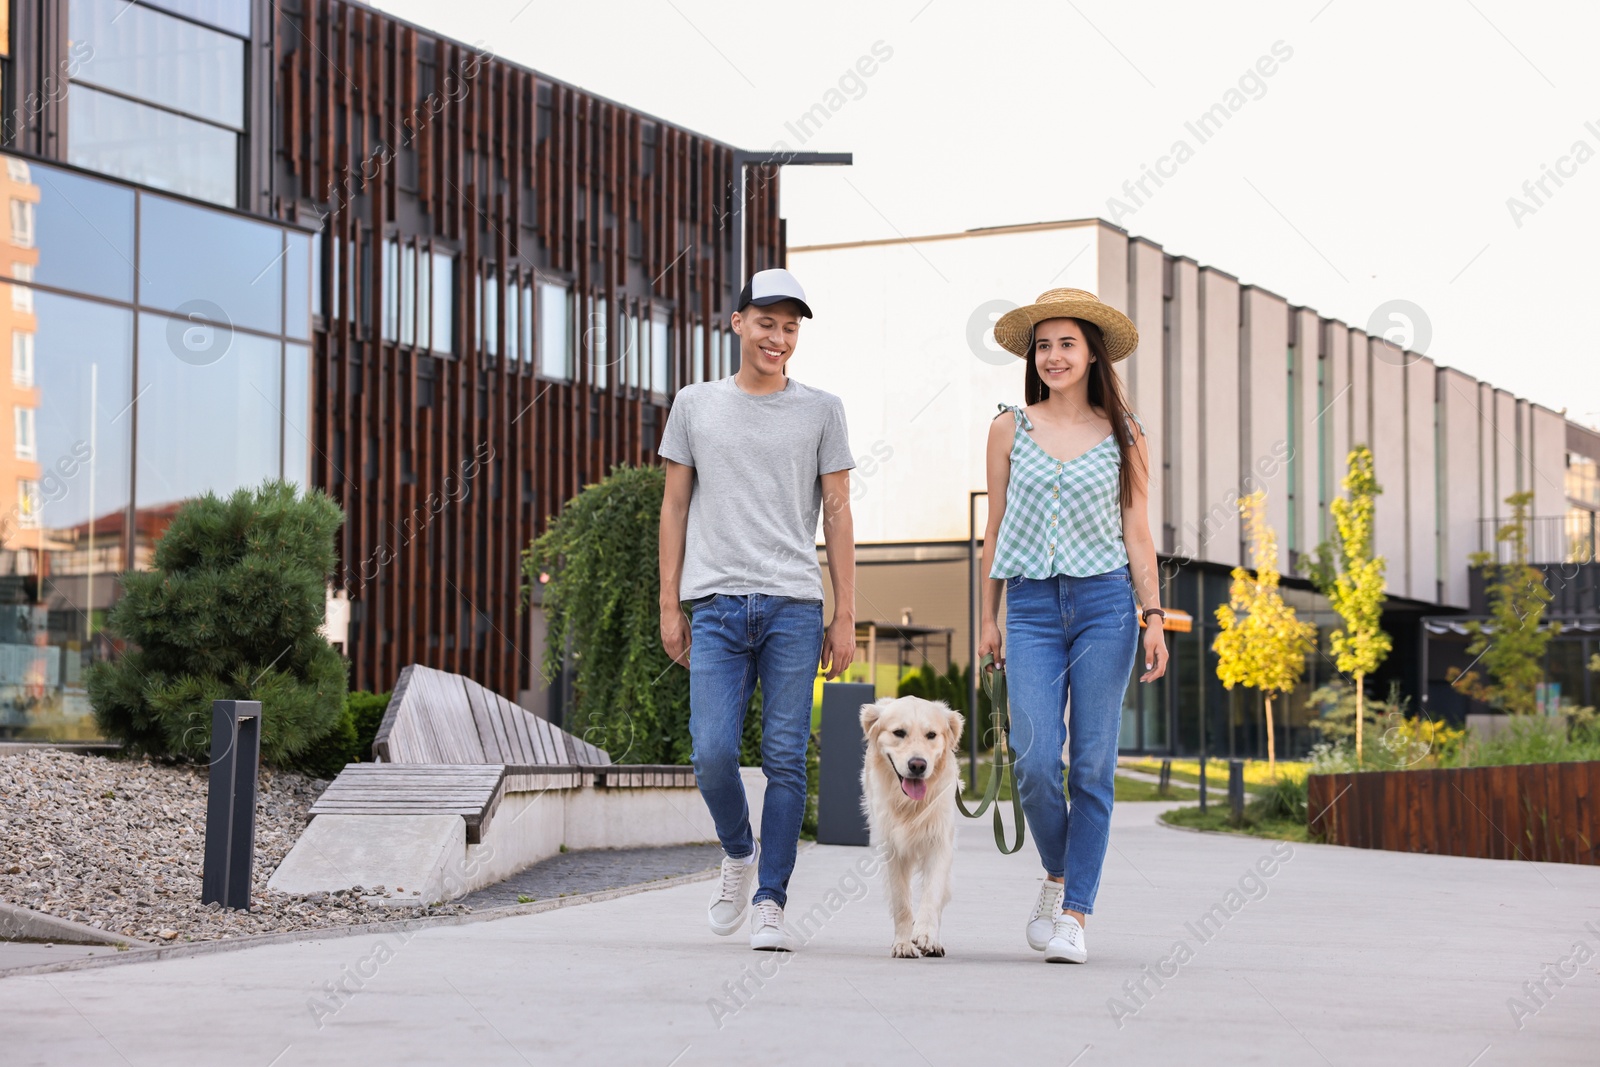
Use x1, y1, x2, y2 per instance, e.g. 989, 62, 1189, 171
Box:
731, 300, 804, 379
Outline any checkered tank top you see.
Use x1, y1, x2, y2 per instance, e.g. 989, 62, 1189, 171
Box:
989, 404, 1138, 579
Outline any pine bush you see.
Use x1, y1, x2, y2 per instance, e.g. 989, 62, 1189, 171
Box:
87, 481, 348, 765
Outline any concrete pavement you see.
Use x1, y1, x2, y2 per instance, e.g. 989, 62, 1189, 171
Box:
4, 801, 1598, 1066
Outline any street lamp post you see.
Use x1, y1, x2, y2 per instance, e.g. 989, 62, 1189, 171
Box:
727, 150, 852, 342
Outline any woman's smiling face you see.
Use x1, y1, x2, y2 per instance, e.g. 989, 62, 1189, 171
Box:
1032, 317, 1091, 390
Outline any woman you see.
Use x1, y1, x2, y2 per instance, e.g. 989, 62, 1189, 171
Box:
977, 287, 1168, 964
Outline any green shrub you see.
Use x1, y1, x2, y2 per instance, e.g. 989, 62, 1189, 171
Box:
898, 661, 991, 748
525, 466, 691, 765
1464, 717, 1600, 767
289, 690, 392, 779
87, 481, 348, 766
1255, 774, 1308, 822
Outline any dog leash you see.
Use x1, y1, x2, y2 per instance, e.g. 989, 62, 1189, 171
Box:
954, 653, 1026, 854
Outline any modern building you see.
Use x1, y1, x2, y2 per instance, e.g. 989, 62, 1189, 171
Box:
790, 219, 1600, 759
0, 0, 786, 739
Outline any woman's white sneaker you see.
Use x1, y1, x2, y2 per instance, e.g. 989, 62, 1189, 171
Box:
750, 900, 790, 951
708, 843, 759, 936
1027, 880, 1065, 951
1044, 912, 1088, 964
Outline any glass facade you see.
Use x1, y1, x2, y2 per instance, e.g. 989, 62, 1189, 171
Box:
0, 154, 311, 741
67, 0, 248, 208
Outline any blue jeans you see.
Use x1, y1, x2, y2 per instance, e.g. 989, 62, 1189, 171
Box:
1003, 566, 1137, 915
688, 593, 823, 909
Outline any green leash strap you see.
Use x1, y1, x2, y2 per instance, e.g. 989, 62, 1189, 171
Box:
954, 654, 1026, 854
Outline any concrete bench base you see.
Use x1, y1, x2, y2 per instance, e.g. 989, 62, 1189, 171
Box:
268, 768, 768, 905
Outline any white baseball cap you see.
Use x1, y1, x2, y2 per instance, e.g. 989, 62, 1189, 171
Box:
737, 268, 813, 319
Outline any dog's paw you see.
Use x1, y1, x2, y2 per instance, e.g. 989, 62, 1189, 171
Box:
911, 932, 944, 958
891, 940, 920, 959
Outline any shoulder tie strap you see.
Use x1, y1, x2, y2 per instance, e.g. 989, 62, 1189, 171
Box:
994, 403, 1033, 431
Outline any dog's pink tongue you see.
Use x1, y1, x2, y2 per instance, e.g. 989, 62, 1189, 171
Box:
900, 777, 928, 801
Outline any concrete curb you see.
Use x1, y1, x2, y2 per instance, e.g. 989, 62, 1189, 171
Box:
0, 902, 153, 948
0, 843, 821, 981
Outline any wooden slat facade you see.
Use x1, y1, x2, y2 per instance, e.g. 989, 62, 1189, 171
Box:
272, 0, 784, 700
1307, 762, 1600, 866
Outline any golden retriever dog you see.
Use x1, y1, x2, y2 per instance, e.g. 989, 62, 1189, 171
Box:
859, 695, 965, 958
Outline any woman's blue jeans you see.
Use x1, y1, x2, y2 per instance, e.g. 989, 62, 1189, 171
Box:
688, 593, 823, 909
1003, 567, 1137, 915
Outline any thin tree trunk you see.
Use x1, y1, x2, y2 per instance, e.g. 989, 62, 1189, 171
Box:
1354, 674, 1365, 765
1265, 693, 1276, 776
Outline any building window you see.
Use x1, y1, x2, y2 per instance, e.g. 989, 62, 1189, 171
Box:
12, 331, 33, 387
14, 405, 35, 459
10, 198, 34, 248
650, 313, 671, 397
66, 0, 247, 208
11, 263, 33, 312
538, 281, 572, 382
17, 480, 40, 528
429, 251, 454, 354
479, 267, 499, 358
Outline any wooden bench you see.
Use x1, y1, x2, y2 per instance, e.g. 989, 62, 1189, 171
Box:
310, 763, 509, 843
373, 664, 609, 767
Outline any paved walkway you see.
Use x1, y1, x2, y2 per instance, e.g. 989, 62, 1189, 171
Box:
4, 801, 1598, 1066
460, 844, 726, 909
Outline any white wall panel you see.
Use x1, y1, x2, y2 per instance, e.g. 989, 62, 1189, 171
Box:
1349, 328, 1370, 450
1241, 287, 1289, 572
1530, 405, 1568, 521
1293, 309, 1324, 565
1199, 269, 1241, 568
1494, 389, 1518, 521
1172, 258, 1202, 562
1405, 356, 1438, 602
1369, 341, 1408, 597
1327, 320, 1350, 507
1438, 369, 1482, 607
1127, 238, 1167, 543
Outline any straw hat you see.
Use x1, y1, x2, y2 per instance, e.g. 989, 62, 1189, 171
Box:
992, 288, 1139, 362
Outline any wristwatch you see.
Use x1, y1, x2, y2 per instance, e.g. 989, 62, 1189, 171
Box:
1140, 607, 1167, 624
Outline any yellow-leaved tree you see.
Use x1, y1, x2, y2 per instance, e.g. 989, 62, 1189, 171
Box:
1213, 491, 1316, 774
1326, 446, 1392, 764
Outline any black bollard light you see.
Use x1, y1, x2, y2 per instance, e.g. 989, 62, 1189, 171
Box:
202, 700, 263, 911
1227, 759, 1245, 826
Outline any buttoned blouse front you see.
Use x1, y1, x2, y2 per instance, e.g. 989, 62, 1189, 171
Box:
989, 403, 1134, 579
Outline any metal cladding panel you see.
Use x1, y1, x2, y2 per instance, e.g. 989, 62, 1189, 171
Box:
1438, 369, 1482, 608
1128, 239, 1167, 542
272, 1, 783, 698
1240, 288, 1290, 573
1530, 405, 1568, 521
1171, 259, 1203, 562
1348, 328, 1370, 451
1494, 389, 1519, 520
1198, 269, 1241, 568
1404, 355, 1438, 602
1326, 320, 1350, 511
1293, 308, 1324, 567
1369, 341, 1408, 597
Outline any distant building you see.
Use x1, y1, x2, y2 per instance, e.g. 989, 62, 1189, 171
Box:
0, 0, 784, 738
791, 219, 1599, 758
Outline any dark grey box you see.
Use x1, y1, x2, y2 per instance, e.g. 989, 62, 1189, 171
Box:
815, 682, 876, 846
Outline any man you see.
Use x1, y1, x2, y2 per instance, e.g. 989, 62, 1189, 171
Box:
658, 267, 857, 951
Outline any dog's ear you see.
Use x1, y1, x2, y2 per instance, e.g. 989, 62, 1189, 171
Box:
859, 699, 885, 735
944, 703, 965, 747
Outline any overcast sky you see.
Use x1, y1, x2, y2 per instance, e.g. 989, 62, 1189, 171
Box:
372, 0, 1600, 431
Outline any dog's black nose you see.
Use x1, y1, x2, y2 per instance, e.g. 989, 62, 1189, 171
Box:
907, 757, 927, 777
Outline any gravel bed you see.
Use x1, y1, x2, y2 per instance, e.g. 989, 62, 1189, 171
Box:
0, 750, 467, 945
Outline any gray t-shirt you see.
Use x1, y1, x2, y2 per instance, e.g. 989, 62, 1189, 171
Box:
659, 375, 855, 601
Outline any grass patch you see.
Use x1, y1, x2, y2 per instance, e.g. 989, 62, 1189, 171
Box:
1161, 803, 1312, 843
958, 759, 1197, 803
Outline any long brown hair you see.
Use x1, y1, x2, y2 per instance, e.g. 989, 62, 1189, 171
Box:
1024, 317, 1145, 508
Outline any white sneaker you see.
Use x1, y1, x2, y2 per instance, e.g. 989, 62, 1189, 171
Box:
708, 844, 759, 936
749, 900, 790, 952
1027, 880, 1065, 951
1044, 911, 1088, 964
